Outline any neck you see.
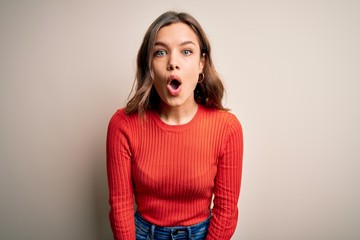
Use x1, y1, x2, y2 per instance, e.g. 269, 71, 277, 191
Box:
158, 102, 198, 125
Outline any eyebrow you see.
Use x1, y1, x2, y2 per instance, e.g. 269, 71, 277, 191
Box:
154, 40, 197, 47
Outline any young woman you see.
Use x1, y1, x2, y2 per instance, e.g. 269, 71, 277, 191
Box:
106, 11, 243, 240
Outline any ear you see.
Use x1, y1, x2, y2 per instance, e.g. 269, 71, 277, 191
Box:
199, 53, 206, 73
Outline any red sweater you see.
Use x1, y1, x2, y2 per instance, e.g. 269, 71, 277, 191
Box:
106, 105, 243, 239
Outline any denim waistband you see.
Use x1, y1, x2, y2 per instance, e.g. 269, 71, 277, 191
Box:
134, 211, 211, 240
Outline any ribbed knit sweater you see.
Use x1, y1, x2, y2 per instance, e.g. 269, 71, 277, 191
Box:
106, 105, 243, 240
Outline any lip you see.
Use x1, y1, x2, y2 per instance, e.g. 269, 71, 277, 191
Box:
166, 75, 182, 96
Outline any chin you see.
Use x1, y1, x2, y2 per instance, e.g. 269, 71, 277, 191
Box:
165, 98, 197, 109
159, 93, 195, 108
164, 100, 184, 107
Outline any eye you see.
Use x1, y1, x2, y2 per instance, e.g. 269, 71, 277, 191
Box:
154, 50, 167, 57
182, 49, 193, 56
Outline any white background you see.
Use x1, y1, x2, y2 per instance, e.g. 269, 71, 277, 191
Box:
0, 1, 359, 239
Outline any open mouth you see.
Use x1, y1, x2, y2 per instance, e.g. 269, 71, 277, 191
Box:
166, 75, 182, 96
169, 79, 181, 90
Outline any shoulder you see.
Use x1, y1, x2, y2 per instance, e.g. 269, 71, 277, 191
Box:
201, 106, 242, 128
108, 108, 139, 130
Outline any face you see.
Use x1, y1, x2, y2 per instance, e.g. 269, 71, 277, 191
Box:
151, 22, 205, 110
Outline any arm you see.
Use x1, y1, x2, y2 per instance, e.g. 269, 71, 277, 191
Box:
206, 115, 243, 240
106, 111, 135, 240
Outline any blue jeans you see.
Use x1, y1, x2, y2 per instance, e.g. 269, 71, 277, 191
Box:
135, 212, 211, 240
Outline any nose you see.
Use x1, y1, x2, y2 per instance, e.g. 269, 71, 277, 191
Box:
167, 63, 179, 71
167, 54, 180, 71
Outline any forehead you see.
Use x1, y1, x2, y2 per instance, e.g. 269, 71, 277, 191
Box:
155, 22, 200, 46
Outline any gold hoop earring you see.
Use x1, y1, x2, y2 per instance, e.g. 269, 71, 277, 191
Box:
198, 72, 205, 83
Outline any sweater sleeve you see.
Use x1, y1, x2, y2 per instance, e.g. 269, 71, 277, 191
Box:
106, 110, 135, 240
206, 115, 243, 240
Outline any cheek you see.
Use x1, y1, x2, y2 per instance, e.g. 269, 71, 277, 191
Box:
151, 61, 166, 80
188, 62, 202, 79
190, 58, 203, 74
187, 73, 200, 91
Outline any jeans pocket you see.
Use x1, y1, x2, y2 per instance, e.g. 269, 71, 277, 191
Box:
135, 219, 150, 239
135, 226, 149, 240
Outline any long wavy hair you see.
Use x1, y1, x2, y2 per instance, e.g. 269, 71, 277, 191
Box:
125, 11, 227, 116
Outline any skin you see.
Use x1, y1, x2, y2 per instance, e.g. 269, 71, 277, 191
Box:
151, 22, 205, 125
